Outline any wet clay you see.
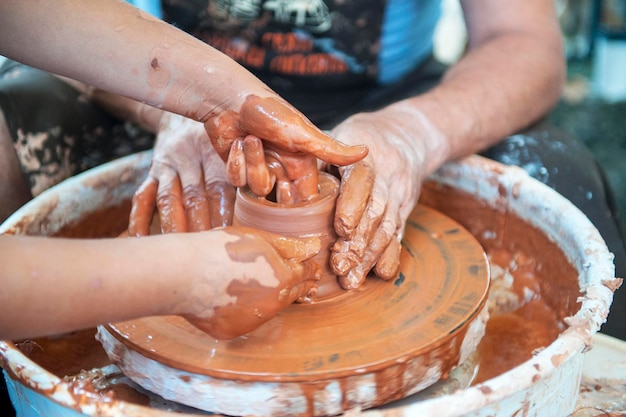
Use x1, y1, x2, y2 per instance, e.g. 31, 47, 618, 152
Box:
53, 202, 132, 239
9, 330, 151, 408
14, 329, 111, 378
233, 171, 342, 299
1, 201, 132, 239
473, 298, 561, 384
7, 179, 578, 415
419, 180, 580, 385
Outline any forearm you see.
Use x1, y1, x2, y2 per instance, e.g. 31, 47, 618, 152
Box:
379, 1, 565, 174
418, 33, 564, 165
0, 0, 271, 123
57, 76, 164, 132
90, 89, 165, 133
0, 234, 206, 340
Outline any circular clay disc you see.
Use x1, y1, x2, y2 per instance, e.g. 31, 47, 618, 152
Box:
102, 204, 490, 416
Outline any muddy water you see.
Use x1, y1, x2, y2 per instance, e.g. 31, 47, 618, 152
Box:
13, 181, 579, 410
420, 181, 579, 385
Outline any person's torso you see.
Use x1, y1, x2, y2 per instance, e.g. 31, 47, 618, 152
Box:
161, 0, 440, 90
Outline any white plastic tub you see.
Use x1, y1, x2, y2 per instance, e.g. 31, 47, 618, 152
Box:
0, 151, 620, 417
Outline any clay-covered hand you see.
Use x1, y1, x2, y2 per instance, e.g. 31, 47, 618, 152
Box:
181, 227, 321, 340
327, 107, 444, 289
129, 112, 236, 236
205, 95, 368, 203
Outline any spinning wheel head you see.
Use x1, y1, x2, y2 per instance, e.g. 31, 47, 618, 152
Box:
100, 204, 490, 416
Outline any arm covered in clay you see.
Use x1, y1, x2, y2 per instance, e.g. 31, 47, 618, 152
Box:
0, 0, 367, 232
0, 228, 320, 341
325, 0, 566, 288
51, 79, 236, 232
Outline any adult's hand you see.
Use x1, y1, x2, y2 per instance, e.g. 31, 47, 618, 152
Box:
180, 227, 321, 340
326, 106, 446, 289
129, 112, 236, 236
205, 95, 368, 203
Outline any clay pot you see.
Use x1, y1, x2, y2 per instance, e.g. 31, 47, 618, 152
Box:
233, 171, 342, 300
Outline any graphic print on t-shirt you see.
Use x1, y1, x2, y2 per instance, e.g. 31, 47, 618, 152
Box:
163, 0, 386, 88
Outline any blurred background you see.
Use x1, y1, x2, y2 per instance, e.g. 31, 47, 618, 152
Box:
435, 0, 626, 231
552, 0, 626, 227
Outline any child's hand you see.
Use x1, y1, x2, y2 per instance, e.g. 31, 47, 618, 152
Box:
205, 95, 368, 203
180, 227, 321, 339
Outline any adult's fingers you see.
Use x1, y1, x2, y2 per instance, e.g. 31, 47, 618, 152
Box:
156, 175, 188, 234
334, 179, 402, 288
181, 183, 211, 232
128, 178, 158, 236
178, 159, 211, 233
334, 161, 375, 238
337, 245, 377, 290
337, 217, 394, 289
374, 182, 415, 280
206, 181, 236, 228
331, 178, 387, 276
374, 234, 402, 280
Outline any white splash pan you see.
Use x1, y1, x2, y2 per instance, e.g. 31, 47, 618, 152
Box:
0, 151, 619, 417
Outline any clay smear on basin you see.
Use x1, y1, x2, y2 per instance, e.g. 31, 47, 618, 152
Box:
4, 181, 577, 415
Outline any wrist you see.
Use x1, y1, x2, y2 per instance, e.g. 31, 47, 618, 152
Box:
377, 102, 450, 175
156, 230, 231, 318
105, 233, 202, 318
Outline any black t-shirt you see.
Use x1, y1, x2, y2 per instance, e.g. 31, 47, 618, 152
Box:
162, 0, 386, 91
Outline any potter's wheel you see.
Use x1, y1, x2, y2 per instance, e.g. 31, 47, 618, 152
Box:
98, 204, 490, 417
